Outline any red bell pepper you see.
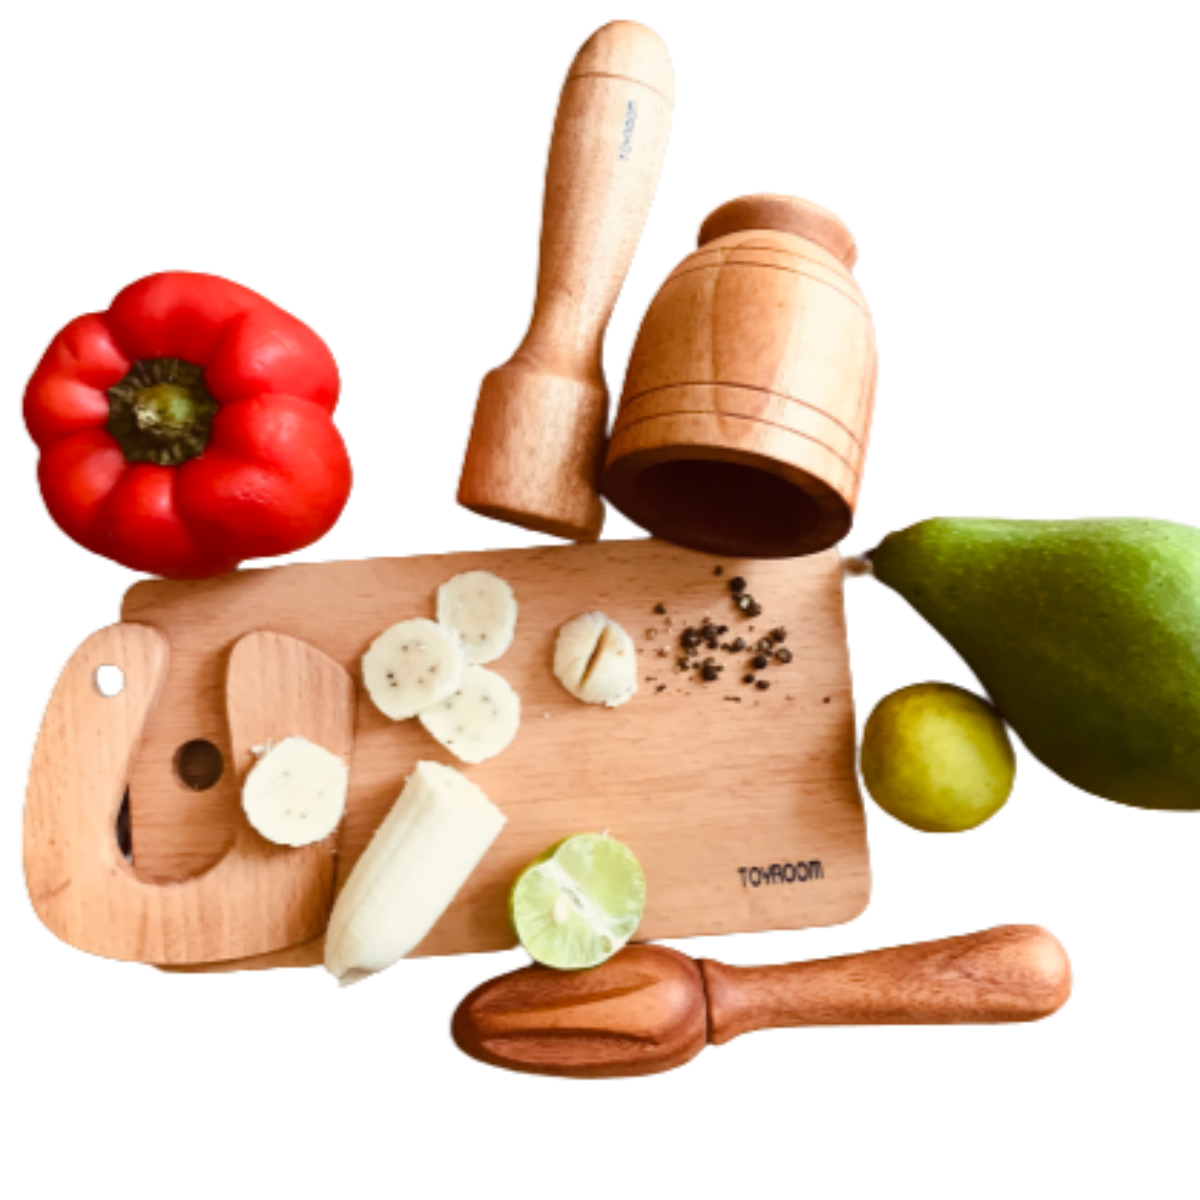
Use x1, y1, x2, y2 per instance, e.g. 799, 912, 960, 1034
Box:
24, 272, 352, 579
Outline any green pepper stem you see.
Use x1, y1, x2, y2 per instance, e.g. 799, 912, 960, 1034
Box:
106, 358, 218, 467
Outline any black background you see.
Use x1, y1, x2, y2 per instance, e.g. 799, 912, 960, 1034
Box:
14, 18, 1185, 1070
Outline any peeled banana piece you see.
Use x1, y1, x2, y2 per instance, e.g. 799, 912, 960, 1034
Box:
242, 736, 348, 847
553, 612, 638, 707
324, 761, 506, 983
419, 665, 521, 764
437, 570, 518, 665
363, 617, 466, 720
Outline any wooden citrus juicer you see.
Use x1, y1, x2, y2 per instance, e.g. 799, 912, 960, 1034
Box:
454, 926, 1072, 1078
457, 20, 674, 542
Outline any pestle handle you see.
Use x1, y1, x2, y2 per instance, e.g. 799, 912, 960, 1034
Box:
701, 925, 1072, 1044
458, 21, 673, 542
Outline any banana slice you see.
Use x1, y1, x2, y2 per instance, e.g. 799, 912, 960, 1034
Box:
419, 665, 521, 764
553, 611, 638, 708
437, 570, 518, 665
324, 761, 506, 983
242, 736, 349, 847
363, 617, 466, 720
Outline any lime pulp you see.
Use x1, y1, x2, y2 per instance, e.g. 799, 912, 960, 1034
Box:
509, 833, 646, 970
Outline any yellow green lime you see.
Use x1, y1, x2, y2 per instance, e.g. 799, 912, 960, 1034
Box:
861, 682, 1016, 832
509, 833, 646, 970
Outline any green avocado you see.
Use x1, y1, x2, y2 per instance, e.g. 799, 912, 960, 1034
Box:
871, 518, 1200, 811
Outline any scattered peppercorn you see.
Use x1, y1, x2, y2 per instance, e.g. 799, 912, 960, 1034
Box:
701, 623, 718, 639
757, 638, 773, 653
681, 629, 701, 649
743, 674, 756, 685
745, 600, 763, 618
736, 595, 754, 612
656, 684, 667, 693
714, 565, 725, 576
716, 624, 729, 635
756, 679, 771, 691
653, 603, 666, 615
730, 637, 746, 652
729, 576, 747, 593
775, 648, 793, 664
701, 663, 720, 682
771, 627, 787, 643
751, 654, 769, 670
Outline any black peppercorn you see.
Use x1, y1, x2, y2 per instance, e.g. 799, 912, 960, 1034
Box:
653, 603, 666, 615
736, 594, 754, 612
775, 648, 793, 664
746, 600, 763, 618
681, 629, 701, 649
743, 674, 756, 685
714, 565, 725, 576
757, 637, 773, 653
751, 654, 769, 670
756, 679, 771, 691
701, 663, 720, 682
729, 576, 747, 593
771, 627, 787, 643
716, 624, 729, 635
701, 623, 718, 639
730, 637, 746, 652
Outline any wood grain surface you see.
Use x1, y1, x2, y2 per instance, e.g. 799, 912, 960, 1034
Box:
19, 628, 350, 964
119, 539, 871, 967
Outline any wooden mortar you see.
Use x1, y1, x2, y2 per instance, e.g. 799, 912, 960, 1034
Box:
603, 194, 877, 558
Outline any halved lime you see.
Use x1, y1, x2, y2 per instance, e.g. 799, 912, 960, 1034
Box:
509, 833, 646, 970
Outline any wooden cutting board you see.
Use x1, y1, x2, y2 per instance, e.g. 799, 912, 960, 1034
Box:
111, 538, 869, 967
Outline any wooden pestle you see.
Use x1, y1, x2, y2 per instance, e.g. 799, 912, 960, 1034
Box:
457, 20, 674, 541
453, 925, 1072, 1079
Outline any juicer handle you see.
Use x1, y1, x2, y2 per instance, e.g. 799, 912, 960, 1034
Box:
701, 925, 1072, 1043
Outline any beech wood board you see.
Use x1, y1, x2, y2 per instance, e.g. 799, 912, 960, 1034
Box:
120, 539, 870, 966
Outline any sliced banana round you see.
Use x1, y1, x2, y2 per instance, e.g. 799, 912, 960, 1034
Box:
437, 570, 518, 665
363, 617, 466, 720
242, 736, 349, 848
419, 665, 521, 764
553, 611, 638, 708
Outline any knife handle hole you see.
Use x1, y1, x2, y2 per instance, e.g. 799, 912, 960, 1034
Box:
174, 740, 225, 792
94, 665, 125, 697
